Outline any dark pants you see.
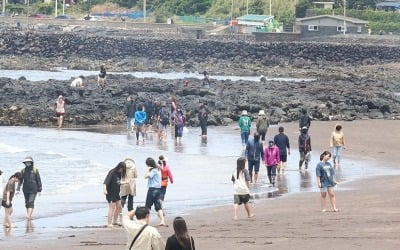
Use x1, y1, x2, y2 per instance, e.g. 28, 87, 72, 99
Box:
267, 165, 277, 184
24, 192, 37, 208
121, 194, 134, 211
200, 122, 207, 135
248, 160, 260, 180
259, 132, 266, 141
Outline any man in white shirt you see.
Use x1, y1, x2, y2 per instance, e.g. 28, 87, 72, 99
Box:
122, 206, 165, 250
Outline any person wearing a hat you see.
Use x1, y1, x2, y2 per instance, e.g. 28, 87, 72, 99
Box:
256, 110, 270, 142
264, 139, 280, 187
17, 157, 42, 220
55, 95, 65, 129
238, 110, 252, 148
298, 127, 312, 170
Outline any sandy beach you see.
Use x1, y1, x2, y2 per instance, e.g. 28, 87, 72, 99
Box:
1, 120, 400, 249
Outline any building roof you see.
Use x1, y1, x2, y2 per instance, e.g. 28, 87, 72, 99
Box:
237, 14, 273, 22
376, 1, 400, 7
297, 15, 368, 24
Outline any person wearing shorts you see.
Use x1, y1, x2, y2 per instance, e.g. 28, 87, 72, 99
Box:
2, 172, 22, 228
55, 95, 65, 129
231, 157, 254, 220
144, 158, 166, 226
245, 133, 264, 184
298, 127, 312, 170
274, 126, 291, 174
316, 151, 339, 212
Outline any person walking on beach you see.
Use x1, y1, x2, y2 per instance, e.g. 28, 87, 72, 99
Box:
103, 161, 126, 227
330, 124, 345, 167
299, 108, 311, 130
125, 96, 136, 134
120, 158, 137, 212
316, 151, 339, 212
17, 157, 42, 220
97, 65, 107, 90
134, 104, 147, 143
144, 97, 155, 132
231, 157, 254, 220
144, 157, 166, 226
157, 102, 170, 140
173, 108, 186, 144
198, 103, 209, 138
264, 139, 280, 187
170, 96, 178, 126
55, 95, 65, 129
298, 127, 312, 170
238, 110, 252, 149
245, 133, 264, 184
166, 217, 195, 250
122, 206, 165, 250
158, 155, 174, 202
256, 110, 269, 142
274, 126, 291, 174
2, 172, 23, 228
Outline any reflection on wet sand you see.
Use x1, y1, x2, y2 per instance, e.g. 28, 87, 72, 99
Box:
300, 170, 312, 189
26, 220, 34, 233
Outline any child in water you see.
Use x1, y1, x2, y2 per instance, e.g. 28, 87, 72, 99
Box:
316, 151, 339, 212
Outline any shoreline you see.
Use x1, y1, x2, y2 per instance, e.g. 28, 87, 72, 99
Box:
1, 120, 400, 249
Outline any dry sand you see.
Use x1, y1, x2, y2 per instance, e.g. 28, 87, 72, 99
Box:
1, 120, 400, 249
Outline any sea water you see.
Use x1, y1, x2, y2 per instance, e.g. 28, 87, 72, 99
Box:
0, 125, 396, 238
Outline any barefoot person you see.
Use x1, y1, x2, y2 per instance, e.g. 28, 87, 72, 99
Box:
158, 155, 174, 202
298, 127, 312, 170
122, 206, 165, 250
103, 162, 126, 227
256, 110, 269, 142
134, 104, 147, 143
17, 157, 42, 220
330, 123, 346, 167
245, 133, 264, 183
231, 157, 254, 220
55, 95, 65, 129
2, 172, 22, 228
120, 158, 137, 212
274, 126, 291, 174
166, 217, 195, 250
316, 151, 339, 212
264, 139, 280, 187
144, 157, 166, 226
238, 110, 252, 149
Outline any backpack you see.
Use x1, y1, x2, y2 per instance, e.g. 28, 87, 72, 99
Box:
160, 109, 169, 125
242, 117, 250, 127
21, 167, 38, 175
175, 112, 185, 126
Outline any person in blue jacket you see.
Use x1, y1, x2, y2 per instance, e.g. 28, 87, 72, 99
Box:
134, 104, 147, 143
245, 133, 264, 183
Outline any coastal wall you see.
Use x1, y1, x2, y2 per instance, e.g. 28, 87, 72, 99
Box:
1, 32, 400, 67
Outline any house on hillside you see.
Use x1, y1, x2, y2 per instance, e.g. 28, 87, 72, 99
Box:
376, 1, 400, 11
296, 15, 368, 38
236, 14, 277, 33
312, 1, 335, 9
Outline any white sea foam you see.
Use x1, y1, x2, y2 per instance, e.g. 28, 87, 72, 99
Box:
0, 143, 27, 153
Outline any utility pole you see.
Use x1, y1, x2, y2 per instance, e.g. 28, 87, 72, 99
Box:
55, 0, 57, 17
231, 0, 234, 20
343, 0, 346, 35
2, 0, 5, 14
143, 0, 146, 23
246, 0, 248, 15
269, 0, 272, 16
62, 0, 65, 15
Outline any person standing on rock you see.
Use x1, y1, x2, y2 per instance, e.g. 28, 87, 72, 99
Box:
330, 124, 346, 167
125, 96, 136, 134
245, 133, 264, 184
70, 75, 85, 88
198, 103, 209, 138
238, 110, 252, 149
97, 65, 107, 90
202, 71, 211, 88
231, 157, 254, 220
274, 126, 291, 174
16, 157, 42, 220
298, 127, 312, 170
134, 104, 147, 144
264, 139, 280, 187
120, 158, 137, 212
55, 95, 65, 129
256, 110, 269, 142
299, 108, 311, 130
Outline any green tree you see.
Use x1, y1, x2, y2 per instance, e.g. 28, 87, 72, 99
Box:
295, 0, 312, 18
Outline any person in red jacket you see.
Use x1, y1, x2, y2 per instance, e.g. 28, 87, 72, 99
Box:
158, 155, 174, 202
264, 139, 280, 186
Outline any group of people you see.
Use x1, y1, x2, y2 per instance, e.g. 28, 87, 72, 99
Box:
1, 157, 42, 228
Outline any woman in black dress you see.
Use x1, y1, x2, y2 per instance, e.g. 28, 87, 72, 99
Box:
103, 162, 126, 227
165, 217, 195, 250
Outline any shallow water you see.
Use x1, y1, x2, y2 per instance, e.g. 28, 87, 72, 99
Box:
0, 124, 397, 238
0, 69, 314, 82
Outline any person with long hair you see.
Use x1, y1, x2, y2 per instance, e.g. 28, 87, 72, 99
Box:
165, 217, 195, 250
158, 155, 174, 202
316, 151, 339, 212
2, 172, 23, 228
144, 157, 166, 226
231, 157, 254, 220
120, 158, 137, 212
103, 161, 126, 227
330, 123, 345, 167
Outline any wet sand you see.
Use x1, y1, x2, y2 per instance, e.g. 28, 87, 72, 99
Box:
1, 120, 400, 249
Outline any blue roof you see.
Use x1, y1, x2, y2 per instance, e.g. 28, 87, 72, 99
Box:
237, 14, 273, 22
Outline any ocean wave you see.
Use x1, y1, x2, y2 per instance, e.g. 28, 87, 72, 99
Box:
0, 143, 27, 153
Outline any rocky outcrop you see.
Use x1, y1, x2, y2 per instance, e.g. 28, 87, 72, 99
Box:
0, 74, 399, 127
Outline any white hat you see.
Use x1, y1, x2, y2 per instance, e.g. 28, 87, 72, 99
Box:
22, 156, 33, 163
258, 110, 265, 115
241, 110, 248, 115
